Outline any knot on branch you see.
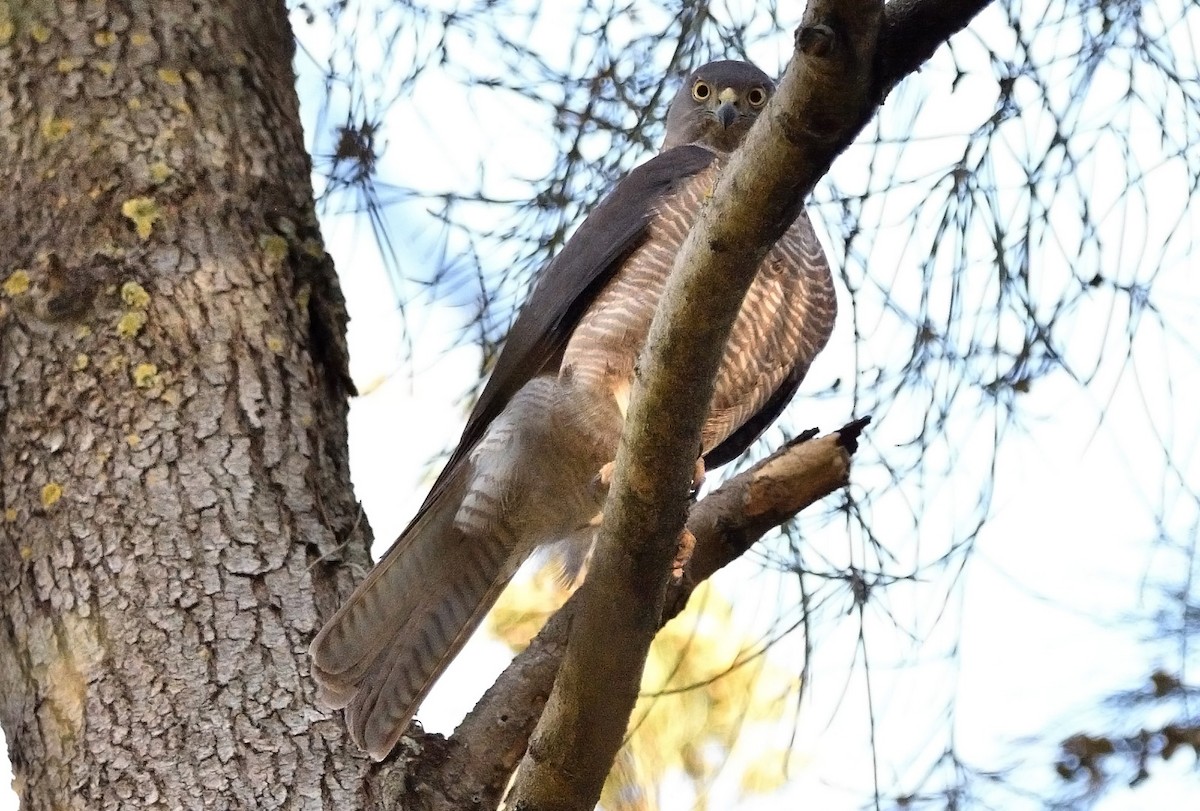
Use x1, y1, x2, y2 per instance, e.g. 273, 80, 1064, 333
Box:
796, 23, 837, 57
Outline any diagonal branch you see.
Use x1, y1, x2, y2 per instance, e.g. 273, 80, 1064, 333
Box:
503, 5, 887, 809
876, 0, 995, 96
428, 421, 868, 811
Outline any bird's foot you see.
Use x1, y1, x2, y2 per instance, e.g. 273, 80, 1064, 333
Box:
691, 457, 706, 496
593, 458, 703, 494
592, 461, 616, 494
672, 527, 696, 582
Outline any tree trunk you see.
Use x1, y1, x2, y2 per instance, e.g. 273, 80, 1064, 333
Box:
0, 1, 372, 806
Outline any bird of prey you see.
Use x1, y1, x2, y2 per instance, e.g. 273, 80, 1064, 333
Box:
310, 59, 837, 760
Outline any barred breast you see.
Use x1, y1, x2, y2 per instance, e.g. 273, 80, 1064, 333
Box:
457, 376, 622, 551
560, 157, 836, 456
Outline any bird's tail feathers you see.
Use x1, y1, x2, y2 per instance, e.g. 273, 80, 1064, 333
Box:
308, 464, 521, 759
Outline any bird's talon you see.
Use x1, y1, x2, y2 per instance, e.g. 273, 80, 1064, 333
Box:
593, 461, 616, 491
672, 528, 696, 582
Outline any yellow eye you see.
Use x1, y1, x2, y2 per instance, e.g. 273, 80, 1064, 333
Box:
747, 87, 769, 107
691, 80, 711, 101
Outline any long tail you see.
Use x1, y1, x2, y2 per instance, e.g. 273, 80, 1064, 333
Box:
308, 465, 520, 760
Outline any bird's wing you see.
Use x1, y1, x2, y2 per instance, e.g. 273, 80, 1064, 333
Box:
704, 208, 836, 467
704, 359, 811, 468
417, 145, 719, 509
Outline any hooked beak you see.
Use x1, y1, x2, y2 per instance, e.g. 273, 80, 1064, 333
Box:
715, 100, 737, 129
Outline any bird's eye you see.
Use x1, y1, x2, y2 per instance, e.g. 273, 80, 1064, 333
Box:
691, 81, 711, 101
747, 87, 768, 107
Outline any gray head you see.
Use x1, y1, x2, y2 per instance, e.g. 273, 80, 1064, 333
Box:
662, 60, 775, 153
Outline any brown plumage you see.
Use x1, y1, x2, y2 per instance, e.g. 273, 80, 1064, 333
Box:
309, 59, 837, 760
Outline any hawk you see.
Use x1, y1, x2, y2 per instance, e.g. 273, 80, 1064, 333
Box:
310, 59, 837, 759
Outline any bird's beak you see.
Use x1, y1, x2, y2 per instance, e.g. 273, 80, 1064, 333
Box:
715, 87, 739, 129
716, 101, 737, 129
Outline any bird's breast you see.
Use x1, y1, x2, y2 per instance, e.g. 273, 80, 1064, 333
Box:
559, 163, 835, 455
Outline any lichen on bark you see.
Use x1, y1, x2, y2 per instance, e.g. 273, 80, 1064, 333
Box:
0, 1, 370, 807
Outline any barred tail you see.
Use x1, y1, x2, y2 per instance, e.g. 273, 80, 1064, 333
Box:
308, 466, 520, 760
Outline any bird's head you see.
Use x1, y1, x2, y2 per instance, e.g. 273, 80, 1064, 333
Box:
662, 60, 775, 153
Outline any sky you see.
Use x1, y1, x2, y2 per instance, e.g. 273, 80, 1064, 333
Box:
2, 0, 1198, 807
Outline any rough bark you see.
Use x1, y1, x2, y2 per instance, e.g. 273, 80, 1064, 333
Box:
0, 1, 375, 807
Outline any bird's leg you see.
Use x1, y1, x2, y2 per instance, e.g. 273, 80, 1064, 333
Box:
674, 455, 704, 580
691, 456, 706, 496
673, 527, 696, 582
592, 456, 701, 581
594, 456, 704, 494
592, 461, 616, 493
